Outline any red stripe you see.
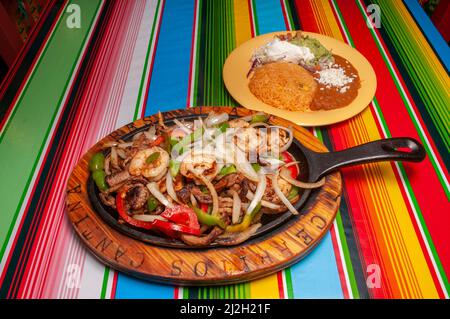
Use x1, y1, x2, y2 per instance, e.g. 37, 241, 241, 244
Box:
110, 271, 118, 299
276, 272, 285, 299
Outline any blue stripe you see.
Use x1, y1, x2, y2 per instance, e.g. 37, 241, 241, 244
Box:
253, 0, 344, 299
289, 232, 344, 298
253, 0, 286, 34
116, 0, 195, 298
144, 0, 195, 115
115, 274, 174, 299
403, 0, 450, 71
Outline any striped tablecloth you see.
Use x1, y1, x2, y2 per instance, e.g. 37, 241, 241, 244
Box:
0, 0, 448, 299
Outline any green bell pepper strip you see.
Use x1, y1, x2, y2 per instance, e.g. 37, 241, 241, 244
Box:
146, 151, 160, 164
218, 164, 237, 177
250, 114, 269, 124
192, 206, 226, 229
251, 163, 261, 173
169, 160, 181, 177
287, 186, 299, 200
172, 127, 204, 154
147, 196, 159, 212
225, 202, 262, 233
92, 170, 108, 191
218, 122, 229, 133
89, 152, 105, 171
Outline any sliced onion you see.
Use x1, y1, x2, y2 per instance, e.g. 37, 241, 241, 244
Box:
205, 112, 229, 127
111, 147, 119, 168
189, 168, 219, 217
146, 182, 173, 208
103, 141, 118, 148
246, 190, 281, 210
132, 132, 144, 141
270, 173, 299, 215
165, 171, 182, 205
117, 142, 133, 149
280, 168, 325, 189
143, 126, 156, 141
198, 116, 206, 130
231, 190, 241, 224
132, 215, 167, 222
234, 147, 259, 182
116, 148, 127, 159
268, 125, 293, 153
104, 155, 111, 175
190, 194, 198, 207
246, 170, 266, 215
173, 119, 192, 135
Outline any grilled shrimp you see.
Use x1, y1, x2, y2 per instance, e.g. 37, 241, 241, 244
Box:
228, 118, 250, 128
233, 127, 267, 154
128, 146, 169, 178
180, 151, 220, 181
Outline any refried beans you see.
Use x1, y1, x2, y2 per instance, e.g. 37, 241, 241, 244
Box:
311, 55, 360, 111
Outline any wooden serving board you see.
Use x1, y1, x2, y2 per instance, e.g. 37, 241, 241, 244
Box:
65, 107, 342, 285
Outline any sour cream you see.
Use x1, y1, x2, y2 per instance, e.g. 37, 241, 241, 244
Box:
254, 38, 315, 64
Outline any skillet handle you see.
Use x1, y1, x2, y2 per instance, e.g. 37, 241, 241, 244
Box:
308, 137, 426, 181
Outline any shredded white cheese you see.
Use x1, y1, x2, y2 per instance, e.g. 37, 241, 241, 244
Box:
316, 67, 354, 88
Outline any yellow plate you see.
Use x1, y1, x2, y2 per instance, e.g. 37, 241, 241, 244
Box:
223, 31, 377, 127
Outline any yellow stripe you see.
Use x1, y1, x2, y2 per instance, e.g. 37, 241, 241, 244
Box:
233, 0, 252, 46
319, 0, 439, 298
249, 275, 281, 299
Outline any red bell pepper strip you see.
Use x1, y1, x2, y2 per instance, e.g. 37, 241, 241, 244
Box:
116, 193, 200, 237
161, 205, 200, 230
200, 203, 209, 213
151, 135, 165, 147
281, 151, 299, 178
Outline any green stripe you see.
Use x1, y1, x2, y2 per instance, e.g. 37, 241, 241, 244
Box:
99, 266, 110, 299
283, 0, 296, 29
284, 268, 294, 298
0, 0, 102, 263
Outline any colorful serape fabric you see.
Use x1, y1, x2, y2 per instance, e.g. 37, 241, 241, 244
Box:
0, 0, 448, 299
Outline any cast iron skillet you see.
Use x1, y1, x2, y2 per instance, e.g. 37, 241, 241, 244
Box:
88, 113, 426, 249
